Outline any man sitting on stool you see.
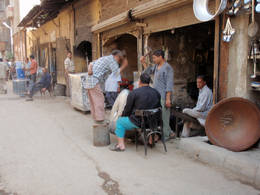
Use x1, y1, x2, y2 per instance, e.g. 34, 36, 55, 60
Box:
109, 73, 161, 152
181, 75, 213, 137
26, 68, 51, 101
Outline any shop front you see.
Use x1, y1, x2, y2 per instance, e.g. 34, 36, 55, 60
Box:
92, 0, 219, 107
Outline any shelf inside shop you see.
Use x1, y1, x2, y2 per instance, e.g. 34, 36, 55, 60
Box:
251, 87, 260, 91
248, 55, 260, 60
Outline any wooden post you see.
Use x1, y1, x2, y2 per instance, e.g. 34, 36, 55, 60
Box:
213, 0, 221, 104
137, 28, 143, 74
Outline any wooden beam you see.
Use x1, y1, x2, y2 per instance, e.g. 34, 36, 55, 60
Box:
213, 0, 221, 104
91, 0, 191, 33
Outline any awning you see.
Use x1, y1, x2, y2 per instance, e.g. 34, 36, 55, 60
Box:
91, 0, 191, 33
18, 0, 75, 28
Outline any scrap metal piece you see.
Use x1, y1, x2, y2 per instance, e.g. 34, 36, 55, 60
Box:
205, 97, 260, 152
193, 0, 228, 22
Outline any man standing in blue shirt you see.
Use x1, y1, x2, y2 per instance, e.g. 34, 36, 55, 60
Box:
141, 50, 175, 141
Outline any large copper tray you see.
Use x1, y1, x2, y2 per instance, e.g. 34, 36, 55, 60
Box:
205, 97, 260, 152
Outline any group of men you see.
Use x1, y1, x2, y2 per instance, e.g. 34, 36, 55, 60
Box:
0, 55, 42, 97
0, 47, 213, 151
25, 55, 52, 101
83, 49, 213, 152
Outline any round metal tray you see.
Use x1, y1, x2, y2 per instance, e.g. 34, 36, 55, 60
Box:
205, 97, 260, 152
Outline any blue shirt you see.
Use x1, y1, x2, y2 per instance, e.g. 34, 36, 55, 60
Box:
193, 85, 213, 118
39, 73, 51, 89
144, 62, 174, 100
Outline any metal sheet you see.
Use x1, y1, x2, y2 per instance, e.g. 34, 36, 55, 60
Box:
205, 97, 260, 152
70, 73, 91, 112
193, 0, 227, 22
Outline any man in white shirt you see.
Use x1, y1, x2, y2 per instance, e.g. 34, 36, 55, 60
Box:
64, 51, 75, 97
181, 75, 213, 137
105, 71, 121, 108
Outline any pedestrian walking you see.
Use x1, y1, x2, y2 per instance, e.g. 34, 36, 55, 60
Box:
29, 55, 38, 84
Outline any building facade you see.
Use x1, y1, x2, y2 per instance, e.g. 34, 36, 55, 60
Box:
18, 0, 260, 107
0, 0, 12, 59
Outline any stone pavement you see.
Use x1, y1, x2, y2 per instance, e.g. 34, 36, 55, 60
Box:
173, 136, 260, 189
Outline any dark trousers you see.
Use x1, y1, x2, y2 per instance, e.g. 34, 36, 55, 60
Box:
105, 92, 118, 107
31, 73, 37, 84
29, 82, 44, 98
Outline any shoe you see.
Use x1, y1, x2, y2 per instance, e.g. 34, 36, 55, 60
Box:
26, 98, 33, 101
109, 144, 125, 152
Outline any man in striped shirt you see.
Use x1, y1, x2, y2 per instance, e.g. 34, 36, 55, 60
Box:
85, 50, 128, 123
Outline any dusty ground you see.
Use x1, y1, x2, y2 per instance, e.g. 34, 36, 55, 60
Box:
0, 85, 259, 195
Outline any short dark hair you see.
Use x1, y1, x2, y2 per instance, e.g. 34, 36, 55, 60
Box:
30, 55, 35, 59
111, 49, 123, 57
153, 50, 165, 59
140, 73, 151, 84
197, 75, 206, 82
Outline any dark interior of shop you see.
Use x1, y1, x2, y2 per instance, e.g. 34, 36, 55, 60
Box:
103, 34, 138, 81
148, 21, 215, 107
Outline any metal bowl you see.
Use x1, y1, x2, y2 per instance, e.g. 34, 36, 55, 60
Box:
193, 0, 227, 22
205, 97, 260, 152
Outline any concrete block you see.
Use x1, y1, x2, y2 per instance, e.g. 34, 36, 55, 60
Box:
93, 124, 110, 147
223, 154, 259, 184
174, 136, 260, 187
255, 166, 260, 187
198, 145, 228, 167
177, 139, 200, 158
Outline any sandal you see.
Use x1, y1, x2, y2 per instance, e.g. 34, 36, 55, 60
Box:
165, 132, 176, 141
109, 144, 125, 152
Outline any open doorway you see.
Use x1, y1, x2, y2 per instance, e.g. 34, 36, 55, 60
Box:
148, 21, 215, 107
74, 41, 92, 72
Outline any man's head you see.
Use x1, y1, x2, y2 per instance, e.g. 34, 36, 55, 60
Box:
42, 67, 48, 73
30, 55, 35, 60
197, 75, 207, 89
112, 50, 124, 64
0, 58, 3, 62
138, 73, 151, 87
67, 51, 72, 59
152, 50, 165, 64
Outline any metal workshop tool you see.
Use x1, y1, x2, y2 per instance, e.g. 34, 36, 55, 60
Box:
248, 0, 259, 37
193, 0, 228, 22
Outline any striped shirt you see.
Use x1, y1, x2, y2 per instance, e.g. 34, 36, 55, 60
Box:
144, 62, 174, 100
84, 55, 119, 89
